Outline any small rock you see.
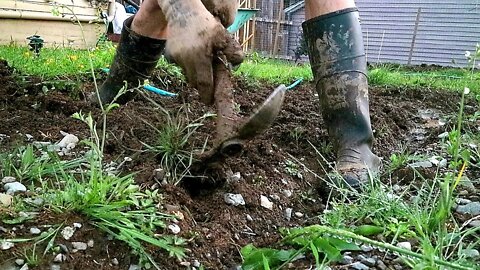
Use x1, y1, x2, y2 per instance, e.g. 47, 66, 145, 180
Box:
71, 242, 87, 251
111, 258, 119, 265
461, 249, 480, 259
61, 226, 75, 240
246, 214, 253, 222
284, 208, 292, 221
128, 265, 141, 270
153, 168, 165, 181
224, 193, 245, 206
4, 182, 27, 195
456, 202, 480, 215
408, 161, 433, 169
455, 198, 472, 205
50, 264, 61, 270
361, 244, 374, 252
1, 241, 14, 250
168, 224, 181, 234
0, 193, 13, 206
73, 223, 82, 229
1, 176, 16, 184
351, 262, 369, 270
15, 259, 25, 266
57, 133, 79, 149
340, 255, 353, 265
19, 264, 29, 270
376, 260, 387, 270
361, 257, 376, 267
53, 253, 67, 263
397, 241, 412, 251
25, 134, 34, 141
270, 194, 281, 201
87, 240, 94, 248
294, 212, 304, 218
180, 262, 191, 267
30, 227, 41, 235
228, 172, 242, 182
281, 189, 292, 197
260, 195, 273, 210
58, 244, 69, 254
468, 220, 480, 228
192, 260, 201, 268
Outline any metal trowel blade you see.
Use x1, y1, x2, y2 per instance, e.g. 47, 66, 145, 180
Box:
238, 84, 286, 140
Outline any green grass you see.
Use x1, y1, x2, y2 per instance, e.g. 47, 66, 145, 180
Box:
0, 44, 114, 78
1, 44, 479, 94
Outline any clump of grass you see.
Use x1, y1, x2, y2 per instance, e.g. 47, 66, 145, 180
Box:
140, 97, 214, 185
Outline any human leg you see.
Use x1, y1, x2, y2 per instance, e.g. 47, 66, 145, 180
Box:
96, 0, 167, 104
303, 0, 381, 188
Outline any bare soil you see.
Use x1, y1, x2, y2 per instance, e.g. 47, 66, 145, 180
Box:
0, 59, 478, 269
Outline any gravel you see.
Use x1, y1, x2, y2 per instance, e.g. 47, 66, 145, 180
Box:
351, 262, 370, 270
396, 241, 412, 251
29, 227, 41, 235
61, 226, 75, 240
71, 242, 88, 251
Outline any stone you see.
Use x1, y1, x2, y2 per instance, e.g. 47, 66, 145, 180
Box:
340, 255, 353, 265
281, 189, 292, 198
111, 258, 119, 265
361, 244, 374, 252
1, 176, 16, 184
50, 264, 61, 270
361, 257, 376, 267
468, 220, 480, 228
246, 214, 253, 222
1, 241, 14, 250
61, 226, 75, 240
455, 198, 472, 205
397, 241, 412, 251
228, 172, 242, 182
224, 193, 245, 206
71, 242, 87, 251
73, 223, 82, 229
58, 244, 69, 254
260, 195, 273, 210
87, 240, 94, 248
4, 182, 27, 195
294, 212, 304, 218
30, 227, 41, 235
15, 259, 25, 266
57, 133, 79, 149
192, 260, 200, 268
376, 260, 387, 270
408, 161, 433, 168
168, 224, 181, 234
461, 249, 480, 259
284, 208, 292, 221
19, 264, 29, 270
0, 193, 13, 206
458, 176, 476, 191
351, 262, 369, 270
53, 253, 67, 263
456, 202, 480, 215
128, 265, 141, 270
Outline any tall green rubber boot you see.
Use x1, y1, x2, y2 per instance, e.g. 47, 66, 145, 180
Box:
302, 8, 381, 189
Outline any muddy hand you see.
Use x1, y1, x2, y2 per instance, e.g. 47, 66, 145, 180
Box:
201, 0, 239, 27
160, 0, 231, 105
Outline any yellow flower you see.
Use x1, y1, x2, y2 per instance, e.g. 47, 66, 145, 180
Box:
69, 55, 78, 61
79, 65, 85, 69
24, 51, 31, 57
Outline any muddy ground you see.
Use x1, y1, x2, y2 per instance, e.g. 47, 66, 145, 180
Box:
0, 59, 478, 269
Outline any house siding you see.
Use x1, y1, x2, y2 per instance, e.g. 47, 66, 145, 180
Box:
282, 0, 480, 67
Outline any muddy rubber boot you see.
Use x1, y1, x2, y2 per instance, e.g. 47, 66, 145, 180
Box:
95, 16, 166, 105
302, 8, 381, 189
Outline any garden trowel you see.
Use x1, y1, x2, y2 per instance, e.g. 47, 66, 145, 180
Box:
198, 56, 285, 161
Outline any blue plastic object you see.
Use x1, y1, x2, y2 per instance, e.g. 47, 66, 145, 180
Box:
101, 68, 177, 97
286, 78, 303, 90
227, 9, 259, 33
